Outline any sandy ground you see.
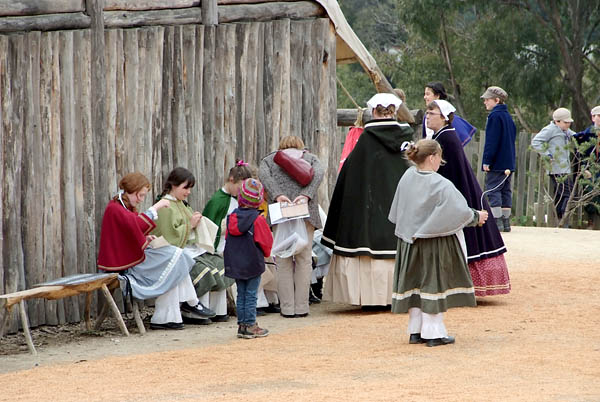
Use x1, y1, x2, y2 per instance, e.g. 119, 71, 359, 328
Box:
0, 226, 599, 401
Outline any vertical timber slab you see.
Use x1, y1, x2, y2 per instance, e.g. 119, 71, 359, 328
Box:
123, 29, 139, 174
321, 19, 336, 207
73, 31, 87, 316
0, 36, 5, 300
526, 147, 538, 222
222, 23, 236, 173
59, 31, 80, 322
272, 19, 290, 144
202, 26, 216, 195
114, 29, 126, 178
254, 23, 266, 162
243, 23, 258, 165
515, 132, 529, 218
3, 35, 25, 332
140, 28, 154, 187
150, 26, 164, 199
104, 29, 118, 194
171, 26, 188, 168
75, 30, 96, 314
288, 20, 303, 139
87, 0, 107, 257
136, 28, 148, 175
213, 24, 225, 185
181, 25, 197, 207
262, 22, 274, 152
22, 32, 45, 327
192, 25, 205, 206
300, 20, 314, 150
39, 33, 59, 325
161, 26, 175, 181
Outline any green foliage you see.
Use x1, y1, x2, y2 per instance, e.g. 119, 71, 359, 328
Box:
336, 0, 600, 133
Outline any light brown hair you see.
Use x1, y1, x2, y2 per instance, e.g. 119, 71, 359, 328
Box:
278, 135, 305, 150
115, 172, 151, 212
405, 139, 443, 165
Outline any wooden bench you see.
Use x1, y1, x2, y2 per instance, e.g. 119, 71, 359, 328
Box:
0, 272, 145, 355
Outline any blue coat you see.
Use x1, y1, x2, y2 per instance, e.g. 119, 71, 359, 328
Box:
482, 104, 517, 171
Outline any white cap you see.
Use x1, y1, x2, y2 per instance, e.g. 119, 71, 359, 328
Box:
552, 107, 574, 123
591, 105, 600, 116
367, 93, 403, 110
432, 99, 456, 120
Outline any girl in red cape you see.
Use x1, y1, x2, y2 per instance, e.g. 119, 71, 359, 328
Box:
97, 172, 213, 330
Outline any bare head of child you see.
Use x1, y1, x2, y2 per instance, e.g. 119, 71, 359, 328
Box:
405, 139, 445, 172
225, 160, 254, 197
237, 178, 264, 209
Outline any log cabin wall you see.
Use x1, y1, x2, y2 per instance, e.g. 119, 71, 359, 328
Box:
0, 0, 337, 331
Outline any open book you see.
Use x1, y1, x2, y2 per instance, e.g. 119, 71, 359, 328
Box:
268, 199, 310, 224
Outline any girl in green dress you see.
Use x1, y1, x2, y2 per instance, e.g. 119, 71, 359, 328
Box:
388, 140, 488, 347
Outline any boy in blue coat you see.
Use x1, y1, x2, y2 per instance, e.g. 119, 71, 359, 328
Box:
481, 86, 517, 232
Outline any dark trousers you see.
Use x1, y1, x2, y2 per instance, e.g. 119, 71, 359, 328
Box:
485, 171, 513, 208
549, 174, 573, 219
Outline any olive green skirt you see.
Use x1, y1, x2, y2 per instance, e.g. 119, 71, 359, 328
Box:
391, 235, 476, 315
189, 253, 235, 297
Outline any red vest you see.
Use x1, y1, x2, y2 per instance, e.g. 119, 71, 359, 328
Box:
97, 200, 156, 271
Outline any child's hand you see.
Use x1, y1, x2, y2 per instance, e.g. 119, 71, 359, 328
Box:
153, 198, 171, 210
190, 212, 202, 228
478, 210, 488, 225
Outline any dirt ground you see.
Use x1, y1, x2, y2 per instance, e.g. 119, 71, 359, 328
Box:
0, 226, 599, 401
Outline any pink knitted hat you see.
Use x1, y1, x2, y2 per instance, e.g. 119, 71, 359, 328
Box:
238, 178, 264, 208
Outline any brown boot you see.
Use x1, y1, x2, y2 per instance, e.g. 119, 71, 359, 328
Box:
240, 323, 269, 339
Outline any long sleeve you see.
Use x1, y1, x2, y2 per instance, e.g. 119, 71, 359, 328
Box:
300, 153, 324, 200
153, 203, 191, 248
531, 126, 553, 156
482, 114, 501, 167
259, 156, 285, 201
253, 215, 273, 257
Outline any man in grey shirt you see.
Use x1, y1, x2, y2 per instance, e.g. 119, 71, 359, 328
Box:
531, 107, 576, 222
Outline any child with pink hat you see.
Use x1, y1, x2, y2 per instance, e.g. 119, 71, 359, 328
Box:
224, 178, 274, 338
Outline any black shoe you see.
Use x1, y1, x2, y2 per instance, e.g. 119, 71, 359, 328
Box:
495, 218, 505, 232
309, 291, 321, 305
409, 333, 425, 344
280, 313, 295, 318
149, 322, 185, 330
181, 302, 216, 319
502, 217, 511, 232
182, 316, 212, 325
210, 314, 229, 323
361, 305, 391, 312
295, 313, 309, 318
256, 308, 267, 316
264, 304, 281, 314
426, 336, 455, 347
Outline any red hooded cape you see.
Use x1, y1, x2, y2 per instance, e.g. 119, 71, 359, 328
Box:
97, 200, 156, 271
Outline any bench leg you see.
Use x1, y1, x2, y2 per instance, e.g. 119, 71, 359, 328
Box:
19, 300, 37, 356
132, 301, 146, 335
100, 284, 129, 337
94, 300, 109, 330
84, 292, 93, 331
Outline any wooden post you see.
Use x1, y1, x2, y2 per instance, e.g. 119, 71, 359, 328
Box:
87, 0, 107, 276
202, 0, 218, 26
19, 300, 37, 355
100, 284, 129, 336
